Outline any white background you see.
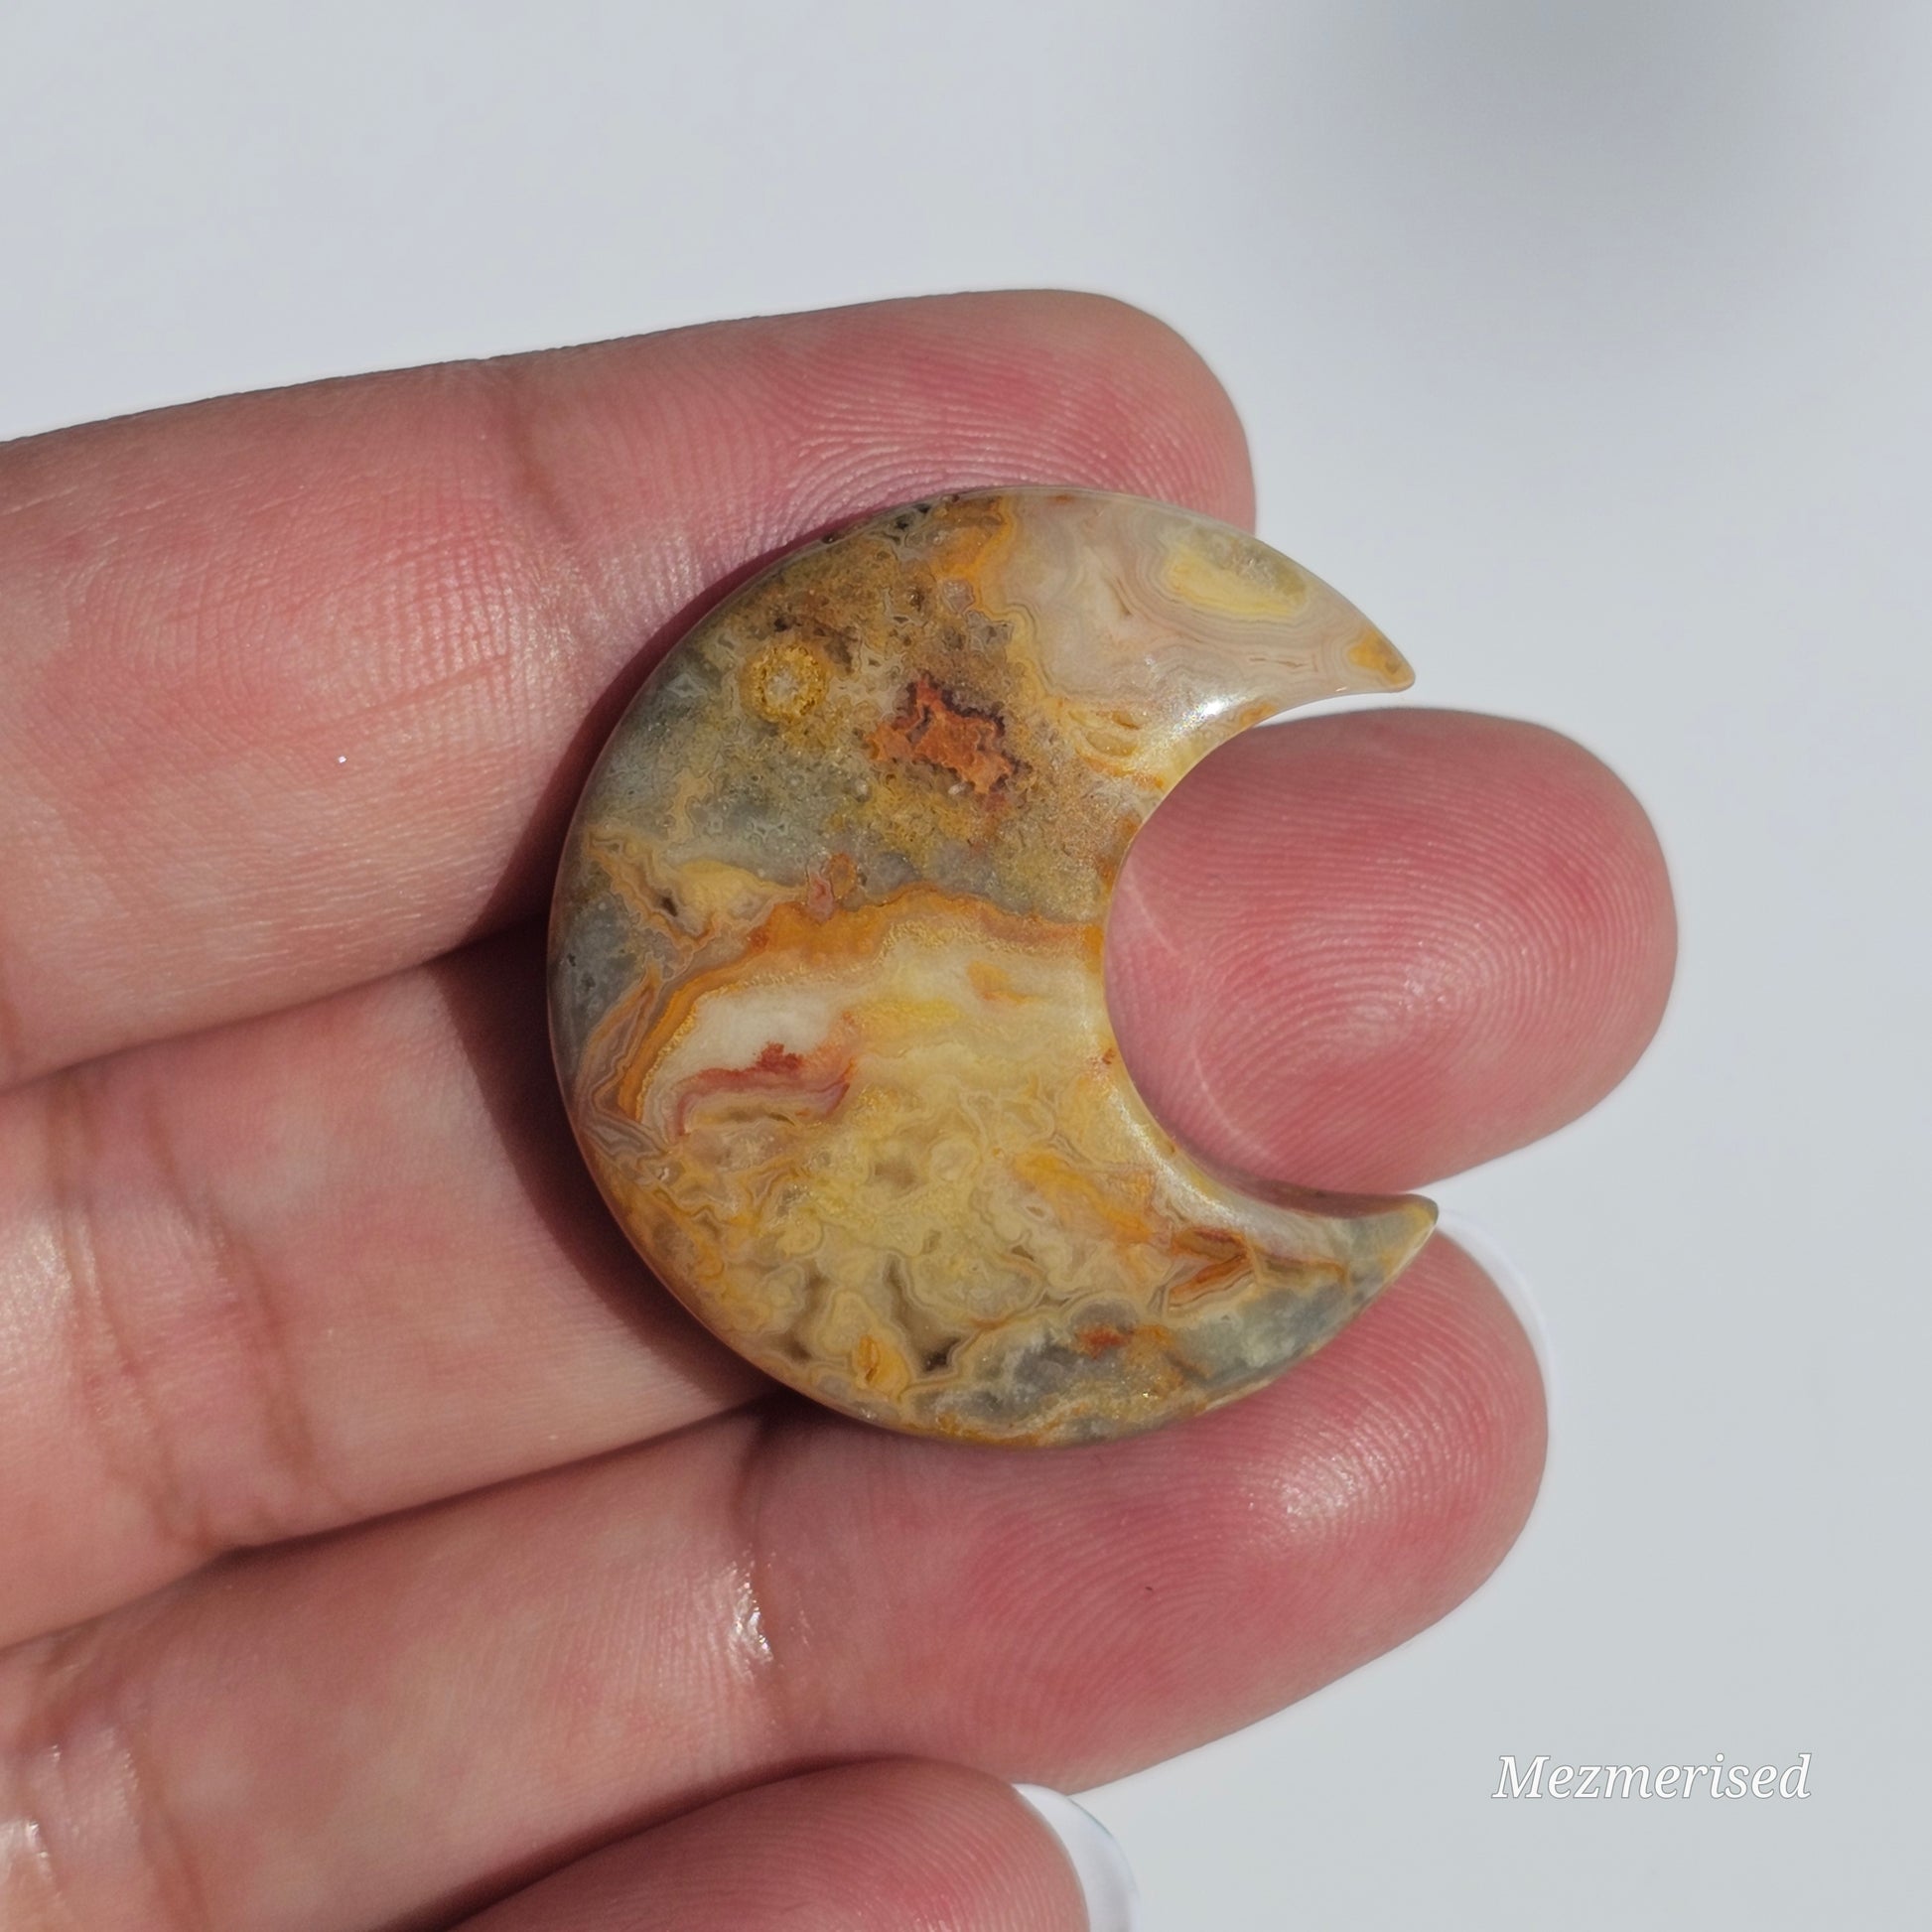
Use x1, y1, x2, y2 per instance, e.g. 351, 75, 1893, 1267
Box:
4, 3, 1926, 1925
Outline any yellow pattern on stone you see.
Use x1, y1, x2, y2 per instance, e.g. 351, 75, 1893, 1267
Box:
549, 488, 1435, 1445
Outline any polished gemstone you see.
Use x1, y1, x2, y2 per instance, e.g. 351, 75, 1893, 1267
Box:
549, 488, 1435, 1444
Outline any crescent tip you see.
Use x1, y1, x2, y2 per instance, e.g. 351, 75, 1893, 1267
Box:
1343, 626, 1416, 693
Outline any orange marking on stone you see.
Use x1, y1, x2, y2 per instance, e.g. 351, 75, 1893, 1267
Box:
669, 1037, 851, 1136
869, 675, 1016, 794
618, 883, 1098, 1119
804, 852, 861, 919
967, 960, 1035, 1005
1164, 1225, 1254, 1304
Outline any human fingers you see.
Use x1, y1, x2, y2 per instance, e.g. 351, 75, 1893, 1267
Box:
0, 1239, 1540, 1932
0, 709, 1655, 1643
0, 291, 1249, 1088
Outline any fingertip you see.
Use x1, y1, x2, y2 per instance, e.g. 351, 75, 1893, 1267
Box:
992, 289, 1258, 529
1174, 1233, 1548, 1678
1108, 707, 1678, 1191
767, 1231, 1548, 1791
1325, 1234, 1550, 1598
777, 288, 1258, 531
1437, 1208, 1559, 1422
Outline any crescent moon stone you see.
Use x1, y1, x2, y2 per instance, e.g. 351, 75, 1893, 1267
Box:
549, 488, 1435, 1445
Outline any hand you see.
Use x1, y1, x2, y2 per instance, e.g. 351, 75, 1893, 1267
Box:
0, 292, 1674, 1929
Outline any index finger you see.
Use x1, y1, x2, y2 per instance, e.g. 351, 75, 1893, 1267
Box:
0, 292, 1252, 1086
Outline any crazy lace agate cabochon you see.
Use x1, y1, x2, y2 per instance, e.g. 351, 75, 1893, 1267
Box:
549, 488, 1436, 1446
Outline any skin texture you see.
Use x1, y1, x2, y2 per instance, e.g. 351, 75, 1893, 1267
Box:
553, 488, 1434, 1443
453, 1763, 1093, 1932
0, 292, 1674, 1929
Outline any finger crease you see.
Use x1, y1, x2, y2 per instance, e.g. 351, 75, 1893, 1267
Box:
5, 1619, 215, 1932
0, 937, 29, 1093
479, 356, 609, 713
127, 1075, 351, 1546
44, 1075, 206, 1570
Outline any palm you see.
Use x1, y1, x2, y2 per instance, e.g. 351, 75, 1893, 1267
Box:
0, 293, 1672, 1930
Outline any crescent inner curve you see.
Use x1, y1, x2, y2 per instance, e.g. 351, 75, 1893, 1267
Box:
548, 487, 1436, 1446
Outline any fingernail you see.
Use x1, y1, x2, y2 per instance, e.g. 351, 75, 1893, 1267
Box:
1436, 1208, 1560, 1420
1013, 1785, 1142, 1931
